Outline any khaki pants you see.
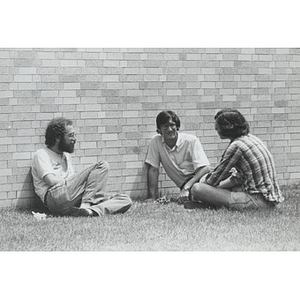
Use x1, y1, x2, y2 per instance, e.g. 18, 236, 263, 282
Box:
45, 162, 132, 216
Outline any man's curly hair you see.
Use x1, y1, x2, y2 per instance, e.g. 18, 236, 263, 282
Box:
45, 117, 73, 147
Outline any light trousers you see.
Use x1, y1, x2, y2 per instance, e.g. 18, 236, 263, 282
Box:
45, 161, 132, 216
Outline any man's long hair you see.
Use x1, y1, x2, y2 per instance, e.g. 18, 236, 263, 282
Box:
214, 109, 249, 139
45, 117, 73, 147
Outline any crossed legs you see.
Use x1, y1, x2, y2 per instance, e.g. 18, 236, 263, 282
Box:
191, 183, 232, 208
190, 183, 272, 210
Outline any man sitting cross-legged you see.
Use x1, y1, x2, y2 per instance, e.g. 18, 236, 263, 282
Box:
31, 117, 132, 217
190, 109, 284, 210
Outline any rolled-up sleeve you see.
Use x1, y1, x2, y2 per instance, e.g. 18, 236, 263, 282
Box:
33, 150, 55, 179
191, 138, 210, 170
206, 144, 241, 186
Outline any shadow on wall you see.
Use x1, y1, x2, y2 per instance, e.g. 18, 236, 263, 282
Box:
16, 169, 47, 212
129, 163, 179, 201
129, 163, 149, 201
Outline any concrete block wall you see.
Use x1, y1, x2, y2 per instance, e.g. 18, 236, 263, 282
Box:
0, 48, 299, 208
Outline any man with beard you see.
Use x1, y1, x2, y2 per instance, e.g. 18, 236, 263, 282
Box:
31, 117, 132, 217
145, 111, 211, 204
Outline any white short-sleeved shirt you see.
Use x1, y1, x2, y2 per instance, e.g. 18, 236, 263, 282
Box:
145, 132, 210, 188
31, 148, 74, 203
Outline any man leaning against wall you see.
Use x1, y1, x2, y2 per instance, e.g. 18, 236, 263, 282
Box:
31, 117, 132, 217
145, 110, 211, 204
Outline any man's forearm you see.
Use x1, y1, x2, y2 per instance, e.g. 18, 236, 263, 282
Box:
183, 165, 211, 190
218, 176, 241, 190
44, 174, 66, 188
147, 166, 159, 199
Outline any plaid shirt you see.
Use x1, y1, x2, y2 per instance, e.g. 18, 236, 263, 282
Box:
206, 134, 284, 203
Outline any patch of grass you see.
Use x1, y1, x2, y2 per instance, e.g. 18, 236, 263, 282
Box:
0, 185, 299, 251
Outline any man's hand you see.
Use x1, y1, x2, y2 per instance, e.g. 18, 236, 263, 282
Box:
48, 179, 66, 191
53, 180, 66, 188
44, 174, 66, 188
178, 188, 190, 204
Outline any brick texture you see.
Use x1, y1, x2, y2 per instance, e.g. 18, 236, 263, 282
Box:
0, 48, 299, 208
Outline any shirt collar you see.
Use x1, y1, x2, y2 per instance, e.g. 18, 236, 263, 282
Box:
47, 147, 67, 159
162, 132, 182, 150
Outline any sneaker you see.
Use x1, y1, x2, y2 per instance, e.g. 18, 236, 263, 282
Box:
69, 207, 94, 217
78, 208, 94, 217
183, 201, 208, 209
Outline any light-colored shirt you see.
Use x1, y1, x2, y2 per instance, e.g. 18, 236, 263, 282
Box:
145, 132, 210, 188
31, 148, 74, 203
206, 134, 284, 203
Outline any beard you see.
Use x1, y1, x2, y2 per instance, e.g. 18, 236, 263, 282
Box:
58, 137, 75, 153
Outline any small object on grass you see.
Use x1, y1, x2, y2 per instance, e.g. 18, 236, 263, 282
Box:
154, 194, 188, 205
175, 196, 189, 205
32, 211, 47, 220
155, 196, 171, 204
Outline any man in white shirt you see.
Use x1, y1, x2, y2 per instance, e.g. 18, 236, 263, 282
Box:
145, 111, 211, 203
32, 117, 132, 217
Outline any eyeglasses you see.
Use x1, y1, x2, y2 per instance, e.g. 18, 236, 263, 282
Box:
66, 132, 76, 139
160, 123, 176, 130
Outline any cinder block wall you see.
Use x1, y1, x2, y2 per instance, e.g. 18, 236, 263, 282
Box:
1, 48, 299, 208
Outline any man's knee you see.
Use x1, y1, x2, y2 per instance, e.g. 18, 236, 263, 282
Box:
191, 182, 212, 201
191, 183, 208, 199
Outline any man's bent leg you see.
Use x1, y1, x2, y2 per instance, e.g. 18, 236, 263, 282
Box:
88, 194, 132, 216
191, 183, 273, 210
45, 184, 92, 217
191, 183, 232, 208
67, 161, 109, 206
228, 191, 273, 210
45, 162, 109, 216
80, 161, 109, 205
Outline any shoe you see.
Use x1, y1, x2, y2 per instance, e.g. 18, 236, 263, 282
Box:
70, 207, 94, 217
80, 208, 94, 217
184, 201, 208, 209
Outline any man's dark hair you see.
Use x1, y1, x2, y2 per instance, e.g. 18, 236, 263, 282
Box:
214, 108, 249, 139
156, 111, 181, 134
45, 117, 73, 147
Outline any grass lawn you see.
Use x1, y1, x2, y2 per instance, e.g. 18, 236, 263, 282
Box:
0, 185, 299, 251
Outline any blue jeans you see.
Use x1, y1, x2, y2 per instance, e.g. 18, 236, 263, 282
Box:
45, 161, 132, 216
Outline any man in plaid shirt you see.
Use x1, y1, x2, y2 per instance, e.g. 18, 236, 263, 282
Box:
187, 109, 284, 210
